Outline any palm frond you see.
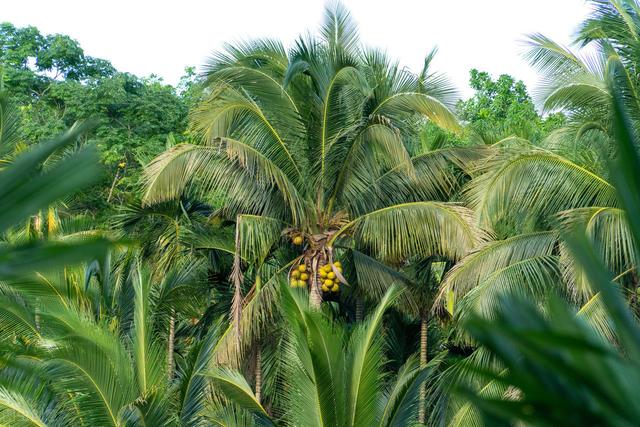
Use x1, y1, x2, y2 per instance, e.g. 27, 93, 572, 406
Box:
335, 202, 484, 264
320, 1, 360, 56
372, 92, 460, 133
178, 320, 226, 426
131, 268, 166, 397
318, 65, 369, 192
558, 207, 636, 302
206, 367, 274, 425
279, 283, 347, 426
235, 215, 284, 267
524, 33, 605, 107
454, 255, 562, 324
350, 249, 417, 315
448, 374, 507, 427
344, 146, 486, 219
466, 149, 618, 231
435, 232, 558, 312
143, 144, 292, 220
0, 82, 20, 157
332, 123, 416, 214
378, 355, 434, 427
0, 366, 73, 427
0, 293, 40, 342
543, 77, 611, 113
42, 311, 138, 427
346, 286, 401, 427
577, 292, 616, 343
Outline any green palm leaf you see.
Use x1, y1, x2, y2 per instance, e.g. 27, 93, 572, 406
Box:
206, 367, 273, 425
454, 255, 561, 324
178, 320, 226, 426
0, 79, 20, 156
378, 355, 434, 427
372, 92, 460, 133
435, 232, 557, 312
558, 206, 636, 301
0, 367, 72, 427
467, 149, 618, 231
346, 286, 401, 427
335, 202, 484, 264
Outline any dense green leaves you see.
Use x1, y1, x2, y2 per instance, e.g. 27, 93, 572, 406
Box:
1, 22, 192, 219
456, 69, 564, 144
449, 7, 640, 424
211, 285, 434, 427
3, 1, 640, 426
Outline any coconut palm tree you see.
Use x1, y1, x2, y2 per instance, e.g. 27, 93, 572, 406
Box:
427, 40, 640, 425
142, 4, 483, 373
425, 138, 638, 423
431, 3, 640, 330
449, 68, 640, 427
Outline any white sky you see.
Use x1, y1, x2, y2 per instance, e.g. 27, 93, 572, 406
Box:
3, 0, 592, 99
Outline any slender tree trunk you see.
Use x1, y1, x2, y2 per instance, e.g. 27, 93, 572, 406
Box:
355, 298, 364, 322
106, 169, 120, 203
167, 308, 175, 381
309, 283, 323, 308
418, 315, 428, 425
630, 271, 639, 316
309, 256, 323, 309
255, 345, 262, 404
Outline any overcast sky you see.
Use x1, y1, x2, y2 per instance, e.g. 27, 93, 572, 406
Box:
4, 0, 592, 99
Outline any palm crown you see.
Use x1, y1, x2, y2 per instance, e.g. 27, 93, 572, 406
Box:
144, 2, 482, 313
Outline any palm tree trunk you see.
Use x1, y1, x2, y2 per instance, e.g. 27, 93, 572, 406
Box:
167, 308, 175, 381
309, 256, 324, 309
418, 315, 428, 425
255, 345, 262, 404
309, 283, 323, 308
106, 169, 121, 203
355, 298, 364, 322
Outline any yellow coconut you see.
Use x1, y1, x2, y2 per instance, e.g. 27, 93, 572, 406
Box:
293, 235, 304, 245
290, 279, 297, 287
292, 270, 301, 279
333, 261, 342, 268
331, 284, 340, 292
324, 279, 334, 287
321, 284, 330, 292
298, 264, 307, 273
319, 269, 328, 278
300, 273, 309, 281
327, 271, 336, 280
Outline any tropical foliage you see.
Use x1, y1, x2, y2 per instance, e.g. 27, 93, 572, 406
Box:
1, 0, 640, 426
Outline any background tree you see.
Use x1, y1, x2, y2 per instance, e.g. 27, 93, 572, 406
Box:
0, 22, 193, 220
456, 69, 564, 144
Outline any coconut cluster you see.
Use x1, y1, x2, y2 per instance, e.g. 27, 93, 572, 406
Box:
320, 261, 342, 293
290, 264, 309, 288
